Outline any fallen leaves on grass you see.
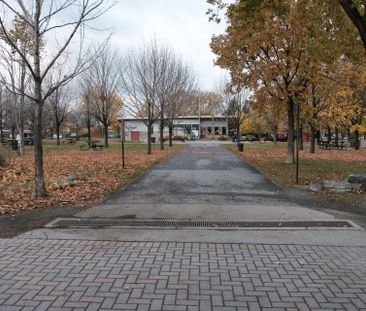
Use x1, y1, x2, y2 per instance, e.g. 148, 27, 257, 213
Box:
243, 148, 366, 162
228, 144, 366, 187
0, 148, 177, 215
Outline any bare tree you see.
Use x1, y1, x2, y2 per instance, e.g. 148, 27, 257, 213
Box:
0, 0, 112, 197
79, 87, 94, 142
224, 87, 251, 147
156, 46, 174, 150
82, 47, 121, 147
0, 85, 6, 143
46, 83, 71, 145
119, 40, 168, 155
165, 64, 196, 147
0, 17, 32, 155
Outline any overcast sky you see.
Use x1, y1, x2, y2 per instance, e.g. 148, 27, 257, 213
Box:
100, 0, 229, 91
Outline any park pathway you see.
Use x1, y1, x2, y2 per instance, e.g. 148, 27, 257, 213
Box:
2, 141, 366, 310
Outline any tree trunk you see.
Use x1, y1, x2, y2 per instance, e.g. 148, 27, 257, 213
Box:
316, 130, 321, 144
104, 122, 109, 147
159, 118, 164, 150
355, 129, 360, 150
34, 82, 46, 198
147, 124, 152, 155
273, 124, 278, 145
87, 117, 91, 142
327, 127, 331, 143
56, 124, 61, 146
236, 122, 241, 148
18, 59, 26, 156
335, 127, 339, 146
18, 126, 24, 156
299, 125, 304, 151
310, 125, 316, 154
33, 4, 46, 198
287, 99, 295, 164
169, 125, 173, 147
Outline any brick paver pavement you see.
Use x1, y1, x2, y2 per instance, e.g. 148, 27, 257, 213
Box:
1, 238, 366, 310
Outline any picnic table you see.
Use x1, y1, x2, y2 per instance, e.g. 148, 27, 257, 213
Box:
319, 140, 347, 150
66, 138, 76, 144
80, 140, 104, 151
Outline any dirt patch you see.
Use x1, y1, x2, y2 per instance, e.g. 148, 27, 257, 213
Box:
0, 205, 85, 237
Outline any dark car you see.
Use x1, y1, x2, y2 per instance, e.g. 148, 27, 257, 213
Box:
262, 135, 274, 142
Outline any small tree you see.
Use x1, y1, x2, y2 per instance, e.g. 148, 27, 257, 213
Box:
46, 84, 71, 145
224, 89, 250, 146
0, 0, 112, 197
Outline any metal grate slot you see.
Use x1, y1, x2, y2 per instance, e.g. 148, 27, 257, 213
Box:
46, 218, 358, 230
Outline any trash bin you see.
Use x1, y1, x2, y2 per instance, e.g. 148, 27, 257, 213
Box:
238, 143, 244, 152
11, 139, 18, 151
150, 137, 156, 143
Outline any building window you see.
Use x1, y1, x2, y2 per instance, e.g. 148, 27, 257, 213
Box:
214, 127, 219, 135
222, 127, 227, 135
207, 127, 212, 135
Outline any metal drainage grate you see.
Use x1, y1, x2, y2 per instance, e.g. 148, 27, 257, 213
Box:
47, 218, 357, 229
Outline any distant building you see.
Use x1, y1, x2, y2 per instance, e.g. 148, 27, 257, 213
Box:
119, 116, 228, 142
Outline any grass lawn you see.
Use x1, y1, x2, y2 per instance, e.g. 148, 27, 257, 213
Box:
226, 142, 366, 206
0, 139, 184, 215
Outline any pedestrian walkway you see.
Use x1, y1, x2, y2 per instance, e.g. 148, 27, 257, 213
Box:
1, 239, 366, 311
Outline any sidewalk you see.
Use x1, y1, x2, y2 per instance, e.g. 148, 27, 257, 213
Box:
1, 238, 366, 310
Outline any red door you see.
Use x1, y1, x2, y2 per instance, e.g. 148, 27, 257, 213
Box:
200, 128, 206, 139
131, 131, 140, 142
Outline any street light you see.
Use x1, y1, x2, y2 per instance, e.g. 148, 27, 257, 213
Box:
121, 120, 125, 168
295, 102, 300, 184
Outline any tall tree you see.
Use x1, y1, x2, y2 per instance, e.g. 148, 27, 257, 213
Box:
0, 0, 111, 197
224, 88, 250, 146
82, 48, 121, 147
159, 56, 195, 148
46, 84, 71, 145
119, 40, 169, 155
210, 1, 313, 163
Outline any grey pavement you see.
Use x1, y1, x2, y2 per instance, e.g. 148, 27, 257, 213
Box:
4, 141, 366, 310
1, 239, 366, 310
77, 142, 333, 220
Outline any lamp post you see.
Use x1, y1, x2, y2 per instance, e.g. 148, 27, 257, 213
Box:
121, 120, 125, 168
295, 101, 300, 184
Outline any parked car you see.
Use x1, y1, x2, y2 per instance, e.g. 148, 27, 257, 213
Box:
277, 134, 288, 141
52, 134, 63, 139
262, 135, 274, 142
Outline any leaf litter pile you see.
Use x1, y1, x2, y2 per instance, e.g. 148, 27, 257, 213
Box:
0, 148, 177, 215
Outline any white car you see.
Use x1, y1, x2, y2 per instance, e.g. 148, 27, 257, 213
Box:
52, 134, 63, 139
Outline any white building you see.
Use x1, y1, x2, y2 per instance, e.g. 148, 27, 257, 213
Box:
119, 116, 228, 142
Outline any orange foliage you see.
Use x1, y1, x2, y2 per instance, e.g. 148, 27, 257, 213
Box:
0, 149, 176, 215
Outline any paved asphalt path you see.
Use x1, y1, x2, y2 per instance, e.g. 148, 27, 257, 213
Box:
70, 142, 333, 220
3, 141, 366, 310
